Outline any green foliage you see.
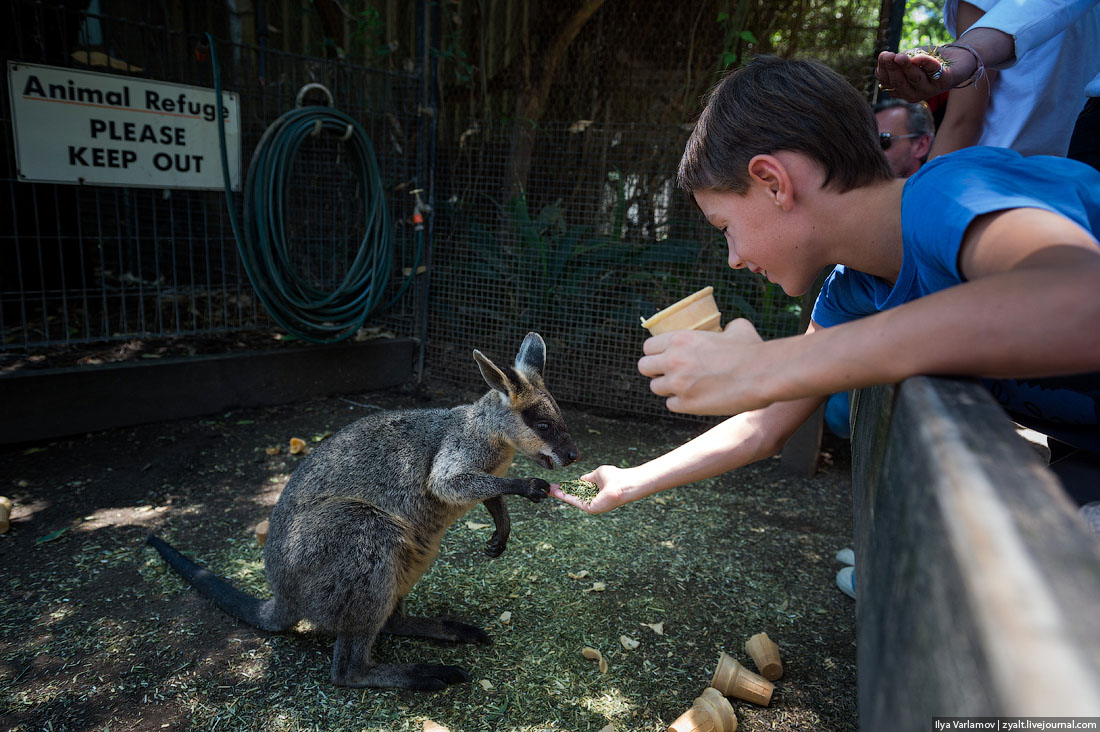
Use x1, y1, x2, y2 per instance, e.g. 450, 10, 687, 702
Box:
349, 6, 395, 59
314, 2, 394, 62
901, 0, 953, 49
436, 193, 801, 346
455, 192, 698, 333
434, 27, 475, 86
716, 8, 758, 69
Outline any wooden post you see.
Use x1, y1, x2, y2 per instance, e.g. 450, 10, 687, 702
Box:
779, 267, 832, 476
851, 376, 1100, 725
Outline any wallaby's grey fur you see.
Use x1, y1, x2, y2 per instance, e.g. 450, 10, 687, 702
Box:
147, 332, 579, 691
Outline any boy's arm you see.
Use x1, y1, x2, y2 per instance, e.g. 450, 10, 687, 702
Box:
549, 386, 825, 514
642, 208, 1100, 416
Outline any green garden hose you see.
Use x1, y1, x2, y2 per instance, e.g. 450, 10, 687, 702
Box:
206, 32, 419, 344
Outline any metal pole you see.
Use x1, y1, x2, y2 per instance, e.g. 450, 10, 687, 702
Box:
414, 0, 438, 384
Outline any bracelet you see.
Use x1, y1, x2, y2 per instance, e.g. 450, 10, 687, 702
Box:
941, 42, 986, 88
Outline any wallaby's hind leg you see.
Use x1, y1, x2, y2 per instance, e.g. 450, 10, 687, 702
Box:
331, 632, 470, 691
383, 598, 491, 645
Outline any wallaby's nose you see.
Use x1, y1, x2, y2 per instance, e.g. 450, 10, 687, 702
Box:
564, 442, 580, 466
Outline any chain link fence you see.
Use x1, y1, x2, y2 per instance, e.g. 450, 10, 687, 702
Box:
423, 0, 889, 416
3, 0, 895, 419
1, 0, 429, 355
426, 117, 804, 415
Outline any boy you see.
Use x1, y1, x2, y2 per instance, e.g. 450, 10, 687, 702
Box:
549, 55, 1100, 515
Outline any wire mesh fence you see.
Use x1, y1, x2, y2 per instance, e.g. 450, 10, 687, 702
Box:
425, 118, 804, 418
1, 0, 429, 354
3, 0, 893, 420
420, 0, 887, 417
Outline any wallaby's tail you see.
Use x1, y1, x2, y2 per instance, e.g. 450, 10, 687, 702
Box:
146, 534, 292, 632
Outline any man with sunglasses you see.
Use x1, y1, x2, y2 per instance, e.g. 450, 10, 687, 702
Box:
874, 99, 935, 177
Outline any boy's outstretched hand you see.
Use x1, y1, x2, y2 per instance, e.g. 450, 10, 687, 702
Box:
549, 465, 630, 514
639, 319, 774, 416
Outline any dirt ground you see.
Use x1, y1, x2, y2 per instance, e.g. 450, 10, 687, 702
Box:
0, 377, 857, 732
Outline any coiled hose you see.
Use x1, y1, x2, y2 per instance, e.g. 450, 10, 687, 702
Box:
206, 32, 419, 344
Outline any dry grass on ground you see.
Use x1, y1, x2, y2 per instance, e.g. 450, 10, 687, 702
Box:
1, 382, 856, 731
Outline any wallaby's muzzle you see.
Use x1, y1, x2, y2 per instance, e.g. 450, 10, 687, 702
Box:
539, 438, 580, 470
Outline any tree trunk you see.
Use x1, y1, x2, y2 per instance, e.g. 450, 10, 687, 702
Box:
505, 0, 607, 200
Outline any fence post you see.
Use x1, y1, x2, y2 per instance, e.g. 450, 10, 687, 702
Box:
780, 267, 832, 476
850, 376, 1100, 725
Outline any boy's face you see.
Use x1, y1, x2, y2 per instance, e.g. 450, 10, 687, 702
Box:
694, 187, 816, 297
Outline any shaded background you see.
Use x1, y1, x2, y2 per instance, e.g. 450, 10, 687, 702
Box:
1, 0, 926, 417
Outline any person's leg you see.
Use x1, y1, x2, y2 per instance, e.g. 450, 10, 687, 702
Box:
824, 391, 851, 439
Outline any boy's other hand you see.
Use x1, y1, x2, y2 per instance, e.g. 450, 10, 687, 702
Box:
639, 319, 769, 416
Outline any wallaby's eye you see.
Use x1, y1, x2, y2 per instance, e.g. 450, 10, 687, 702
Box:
535, 421, 550, 432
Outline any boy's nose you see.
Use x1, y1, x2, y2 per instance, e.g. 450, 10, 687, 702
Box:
728, 251, 746, 270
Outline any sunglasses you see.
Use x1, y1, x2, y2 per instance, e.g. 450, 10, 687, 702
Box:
879, 132, 919, 150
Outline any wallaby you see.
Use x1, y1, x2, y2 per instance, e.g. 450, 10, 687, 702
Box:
146, 332, 579, 691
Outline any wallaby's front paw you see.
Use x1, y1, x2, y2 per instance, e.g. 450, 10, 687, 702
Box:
521, 478, 551, 503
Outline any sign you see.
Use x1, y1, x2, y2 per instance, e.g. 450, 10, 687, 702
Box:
7, 60, 241, 190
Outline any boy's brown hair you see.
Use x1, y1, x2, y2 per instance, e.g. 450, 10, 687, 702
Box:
678, 55, 893, 198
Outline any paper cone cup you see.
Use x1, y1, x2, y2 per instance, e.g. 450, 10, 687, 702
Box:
0, 496, 11, 534
641, 286, 721, 335
255, 519, 270, 547
690, 311, 722, 333
710, 651, 774, 706
744, 632, 783, 681
668, 687, 738, 732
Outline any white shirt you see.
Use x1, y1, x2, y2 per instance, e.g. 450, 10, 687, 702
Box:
946, 0, 1100, 156
968, 0, 1100, 96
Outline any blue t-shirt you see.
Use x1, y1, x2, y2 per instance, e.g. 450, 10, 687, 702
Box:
811, 146, 1100, 427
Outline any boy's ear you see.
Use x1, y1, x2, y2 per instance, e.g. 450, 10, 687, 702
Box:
747, 154, 794, 211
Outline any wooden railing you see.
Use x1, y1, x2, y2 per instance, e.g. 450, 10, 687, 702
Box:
850, 376, 1100, 727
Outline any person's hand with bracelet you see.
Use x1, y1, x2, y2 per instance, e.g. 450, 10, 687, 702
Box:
875, 26, 1013, 102
875, 45, 976, 100
876, 42, 986, 101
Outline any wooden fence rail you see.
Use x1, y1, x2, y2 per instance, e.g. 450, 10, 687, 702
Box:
851, 376, 1100, 728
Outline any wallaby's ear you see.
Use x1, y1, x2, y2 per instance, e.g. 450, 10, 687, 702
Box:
474, 349, 513, 396
515, 332, 546, 379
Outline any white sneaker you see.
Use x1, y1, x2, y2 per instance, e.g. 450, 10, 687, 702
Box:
1080, 502, 1100, 536
835, 548, 855, 566
836, 566, 856, 599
